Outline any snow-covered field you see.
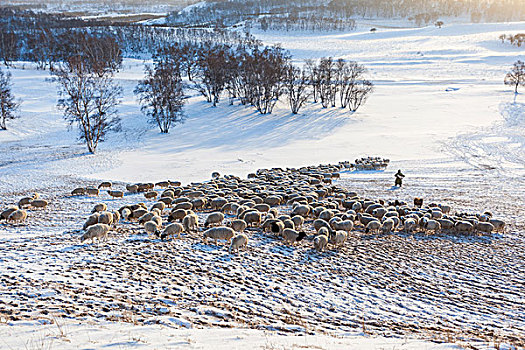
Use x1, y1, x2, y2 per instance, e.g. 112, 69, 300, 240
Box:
1, 20, 524, 349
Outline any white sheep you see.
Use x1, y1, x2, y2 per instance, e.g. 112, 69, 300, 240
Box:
71, 187, 86, 196
1, 206, 18, 221
365, 220, 381, 234
97, 211, 114, 226
203, 226, 235, 245
489, 219, 505, 233
329, 217, 341, 230
205, 212, 225, 228
183, 213, 199, 233
455, 221, 474, 234
129, 209, 148, 221
404, 218, 417, 233
318, 209, 334, 221
126, 184, 138, 193
192, 198, 206, 210
291, 215, 304, 229
150, 215, 162, 227
155, 180, 171, 188
313, 219, 331, 232
431, 210, 443, 219
160, 223, 184, 240
107, 190, 124, 199
317, 226, 331, 237
264, 196, 282, 206
98, 181, 112, 189
168, 208, 187, 222
151, 202, 166, 213
352, 202, 363, 212
221, 202, 240, 215
18, 197, 33, 208
253, 203, 270, 213
7, 209, 28, 224
329, 230, 347, 248
83, 213, 100, 230
476, 222, 494, 234
437, 218, 454, 231
30, 199, 48, 209
208, 197, 226, 211
144, 221, 159, 236
144, 191, 158, 200
283, 219, 295, 230
438, 203, 451, 214
229, 234, 249, 254
380, 219, 395, 234
92, 203, 107, 213
423, 219, 441, 234
81, 223, 110, 244
86, 188, 100, 196
121, 208, 131, 221
291, 204, 310, 217
372, 207, 387, 219
174, 202, 193, 211
314, 235, 329, 252
139, 212, 157, 224
230, 219, 247, 232
281, 228, 307, 245
333, 220, 354, 233
243, 211, 262, 227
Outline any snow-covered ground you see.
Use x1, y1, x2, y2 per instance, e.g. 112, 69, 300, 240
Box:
1, 20, 524, 349
1, 21, 523, 191
3, 320, 464, 350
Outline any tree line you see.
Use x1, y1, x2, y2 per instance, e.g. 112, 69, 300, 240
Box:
0, 7, 260, 67
134, 43, 374, 135
254, 15, 356, 32
166, 0, 525, 28
21, 39, 372, 153
2, 50, 524, 154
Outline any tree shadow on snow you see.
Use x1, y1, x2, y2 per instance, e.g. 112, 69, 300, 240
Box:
146, 100, 355, 153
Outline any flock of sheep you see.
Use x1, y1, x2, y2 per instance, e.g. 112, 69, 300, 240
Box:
351, 156, 390, 171
1, 193, 48, 224
68, 162, 506, 255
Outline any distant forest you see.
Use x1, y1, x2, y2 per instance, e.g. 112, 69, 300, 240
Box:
168, 0, 525, 30
0, 0, 194, 14
0, 7, 260, 66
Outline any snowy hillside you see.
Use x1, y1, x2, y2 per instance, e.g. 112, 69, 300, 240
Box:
1, 19, 524, 350
1, 21, 523, 190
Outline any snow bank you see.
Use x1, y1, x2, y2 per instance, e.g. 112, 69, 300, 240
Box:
0, 320, 461, 350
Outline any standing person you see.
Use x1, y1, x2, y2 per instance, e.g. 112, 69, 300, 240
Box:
394, 169, 405, 187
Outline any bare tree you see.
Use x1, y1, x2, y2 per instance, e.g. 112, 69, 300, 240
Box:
225, 46, 244, 105
193, 44, 231, 106
77, 33, 122, 75
0, 30, 19, 66
135, 52, 186, 134
51, 56, 121, 153
248, 46, 290, 114
318, 57, 336, 108
339, 61, 367, 108
231, 48, 257, 106
348, 80, 374, 112
180, 43, 199, 81
305, 59, 321, 103
0, 69, 20, 130
284, 65, 311, 114
504, 60, 525, 93
336, 60, 374, 112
